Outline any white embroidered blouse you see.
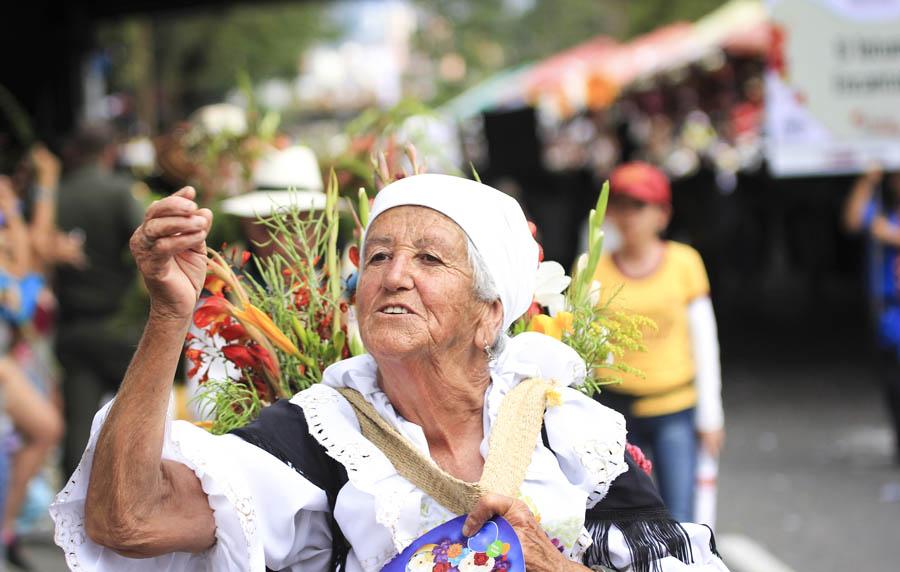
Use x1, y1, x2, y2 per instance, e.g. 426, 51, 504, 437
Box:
50, 333, 727, 571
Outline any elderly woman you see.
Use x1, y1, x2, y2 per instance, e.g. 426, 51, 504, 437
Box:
51, 175, 727, 571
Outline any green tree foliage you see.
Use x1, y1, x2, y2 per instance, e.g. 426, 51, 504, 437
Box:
627, 0, 728, 36
99, 2, 337, 122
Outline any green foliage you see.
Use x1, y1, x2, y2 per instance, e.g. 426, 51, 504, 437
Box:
569, 181, 609, 307
193, 378, 263, 436
98, 3, 337, 119
243, 195, 348, 393
194, 172, 355, 435
627, 0, 728, 37
567, 287, 656, 396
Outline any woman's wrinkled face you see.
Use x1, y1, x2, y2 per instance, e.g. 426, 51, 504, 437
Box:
356, 206, 493, 362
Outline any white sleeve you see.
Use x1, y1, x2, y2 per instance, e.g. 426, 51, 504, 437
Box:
50, 400, 332, 571
688, 296, 724, 432
600, 522, 730, 571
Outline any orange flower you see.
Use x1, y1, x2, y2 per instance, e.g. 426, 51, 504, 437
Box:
194, 295, 233, 329
233, 304, 300, 357
184, 348, 205, 378
528, 311, 574, 341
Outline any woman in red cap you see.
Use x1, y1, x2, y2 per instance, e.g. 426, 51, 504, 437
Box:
592, 161, 724, 523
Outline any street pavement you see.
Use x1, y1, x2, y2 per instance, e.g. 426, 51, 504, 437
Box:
19, 290, 900, 571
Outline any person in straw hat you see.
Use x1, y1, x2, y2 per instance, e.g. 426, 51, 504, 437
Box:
220, 144, 327, 259
51, 174, 728, 571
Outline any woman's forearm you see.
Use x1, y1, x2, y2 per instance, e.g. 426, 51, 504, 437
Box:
84, 313, 209, 551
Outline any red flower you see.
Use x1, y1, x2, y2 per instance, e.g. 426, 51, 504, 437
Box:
294, 285, 311, 308
219, 321, 248, 342
184, 348, 205, 378
222, 344, 258, 369
473, 553, 488, 566
247, 343, 278, 377
194, 295, 232, 329
248, 372, 272, 401
432, 563, 450, 572
240, 251, 252, 267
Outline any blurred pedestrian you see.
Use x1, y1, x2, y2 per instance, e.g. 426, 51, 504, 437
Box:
54, 124, 144, 477
592, 161, 724, 522
843, 165, 900, 463
0, 173, 64, 570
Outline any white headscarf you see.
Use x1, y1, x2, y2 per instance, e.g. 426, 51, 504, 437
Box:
367, 174, 539, 331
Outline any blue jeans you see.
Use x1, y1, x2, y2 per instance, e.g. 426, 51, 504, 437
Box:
626, 408, 697, 522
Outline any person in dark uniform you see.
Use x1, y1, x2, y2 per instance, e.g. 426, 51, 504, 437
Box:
54, 124, 144, 477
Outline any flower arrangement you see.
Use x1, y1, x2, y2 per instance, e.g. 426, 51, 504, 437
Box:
186, 170, 358, 434
513, 182, 654, 396
186, 150, 650, 432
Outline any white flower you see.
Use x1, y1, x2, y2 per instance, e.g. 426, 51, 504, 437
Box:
534, 261, 571, 316
575, 253, 589, 275
589, 279, 602, 306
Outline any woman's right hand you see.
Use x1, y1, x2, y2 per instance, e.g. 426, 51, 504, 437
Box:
130, 187, 212, 321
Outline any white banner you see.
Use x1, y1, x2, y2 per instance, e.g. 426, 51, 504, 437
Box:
765, 0, 900, 177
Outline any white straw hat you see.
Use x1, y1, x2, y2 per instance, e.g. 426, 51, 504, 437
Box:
220, 190, 328, 218
221, 145, 327, 217
252, 145, 324, 192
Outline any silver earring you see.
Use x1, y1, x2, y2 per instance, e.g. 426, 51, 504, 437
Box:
483, 343, 495, 362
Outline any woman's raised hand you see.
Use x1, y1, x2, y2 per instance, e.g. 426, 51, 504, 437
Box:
130, 187, 212, 321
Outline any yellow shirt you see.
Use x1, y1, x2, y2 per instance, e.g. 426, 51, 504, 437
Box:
593, 241, 710, 417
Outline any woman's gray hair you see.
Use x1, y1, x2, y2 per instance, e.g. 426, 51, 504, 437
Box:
466, 238, 506, 355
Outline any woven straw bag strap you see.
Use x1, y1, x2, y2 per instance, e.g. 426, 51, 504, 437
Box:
335, 378, 557, 515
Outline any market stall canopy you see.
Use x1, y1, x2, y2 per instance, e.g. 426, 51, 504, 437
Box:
523, 36, 620, 113
517, 0, 771, 118
588, 23, 700, 96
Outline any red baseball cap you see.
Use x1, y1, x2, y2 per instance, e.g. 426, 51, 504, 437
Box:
609, 162, 671, 205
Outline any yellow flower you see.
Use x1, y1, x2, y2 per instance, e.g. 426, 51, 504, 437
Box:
233, 304, 301, 357
555, 311, 574, 333
528, 311, 575, 341
529, 314, 561, 339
